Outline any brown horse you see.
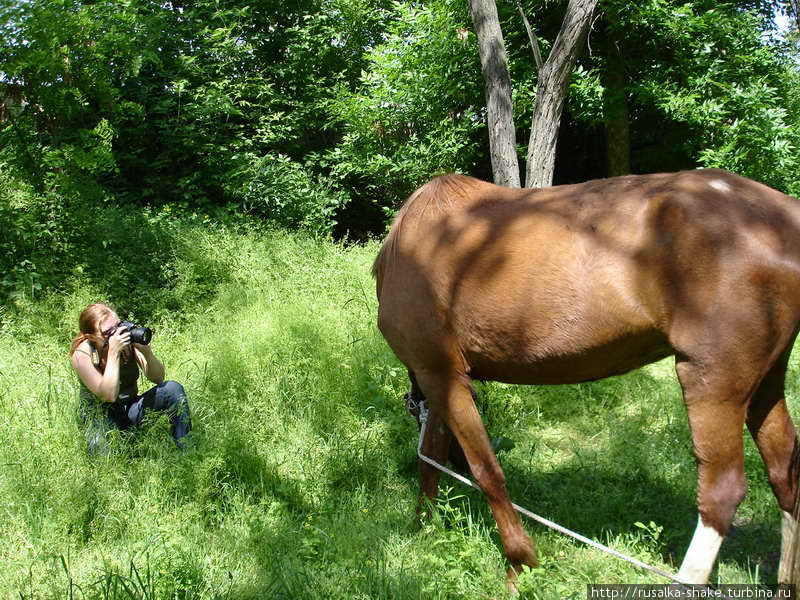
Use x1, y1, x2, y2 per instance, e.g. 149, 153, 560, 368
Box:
373, 169, 800, 585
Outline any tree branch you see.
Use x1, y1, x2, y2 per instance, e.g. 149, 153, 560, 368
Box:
517, 2, 543, 73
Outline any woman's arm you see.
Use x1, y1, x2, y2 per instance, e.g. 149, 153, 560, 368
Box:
134, 344, 165, 384
71, 330, 129, 403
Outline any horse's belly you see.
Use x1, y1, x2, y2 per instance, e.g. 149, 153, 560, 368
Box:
465, 328, 673, 385
455, 286, 674, 384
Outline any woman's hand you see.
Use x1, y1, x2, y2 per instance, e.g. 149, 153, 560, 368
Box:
107, 328, 131, 358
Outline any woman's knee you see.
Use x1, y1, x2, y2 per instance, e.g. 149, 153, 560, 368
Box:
159, 380, 184, 395
157, 380, 187, 406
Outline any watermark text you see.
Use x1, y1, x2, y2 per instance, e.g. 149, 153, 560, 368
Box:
587, 585, 796, 599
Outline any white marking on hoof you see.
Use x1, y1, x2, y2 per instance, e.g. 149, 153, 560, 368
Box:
709, 179, 731, 193
677, 514, 724, 584
779, 510, 797, 583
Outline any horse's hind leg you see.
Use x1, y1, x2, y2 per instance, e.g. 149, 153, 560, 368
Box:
675, 357, 751, 584
745, 349, 799, 583
407, 371, 468, 508
409, 371, 455, 506
414, 368, 537, 578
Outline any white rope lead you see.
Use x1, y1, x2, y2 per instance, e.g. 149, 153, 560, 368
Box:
415, 400, 691, 586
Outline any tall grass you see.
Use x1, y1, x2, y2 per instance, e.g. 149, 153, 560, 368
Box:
0, 219, 793, 599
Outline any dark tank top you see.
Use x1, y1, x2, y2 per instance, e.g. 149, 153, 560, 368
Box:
78, 342, 140, 404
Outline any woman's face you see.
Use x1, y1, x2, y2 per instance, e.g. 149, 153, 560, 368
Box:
97, 312, 121, 348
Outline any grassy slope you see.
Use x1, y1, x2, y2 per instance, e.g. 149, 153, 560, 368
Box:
0, 223, 794, 599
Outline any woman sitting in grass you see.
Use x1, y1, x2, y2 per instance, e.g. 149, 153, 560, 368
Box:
69, 302, 192, 454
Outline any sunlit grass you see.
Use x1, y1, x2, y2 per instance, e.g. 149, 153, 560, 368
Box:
0, 224, 793, 599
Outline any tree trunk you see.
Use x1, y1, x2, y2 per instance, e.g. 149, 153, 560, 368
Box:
603, 46, 630, 177
525, 0, 598, 188
469, 0, 520, 188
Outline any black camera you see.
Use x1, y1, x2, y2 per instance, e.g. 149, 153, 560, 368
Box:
119, 321, 153, 345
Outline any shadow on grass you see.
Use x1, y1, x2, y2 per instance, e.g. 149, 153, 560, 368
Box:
376, 362, 783, 584
226, 538, 430, 600
125, 285, 783, 593
13, 198, 248, 343
725, 520, 781, 582
172, 321, 443, 597
195, 306, 784, 588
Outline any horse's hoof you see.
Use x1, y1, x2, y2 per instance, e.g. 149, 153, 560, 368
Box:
505, 568, 520, 596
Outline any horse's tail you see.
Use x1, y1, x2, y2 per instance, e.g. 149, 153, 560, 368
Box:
371, 174, 481, 291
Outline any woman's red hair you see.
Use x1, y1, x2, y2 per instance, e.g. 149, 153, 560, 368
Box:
69, 302, 115, 357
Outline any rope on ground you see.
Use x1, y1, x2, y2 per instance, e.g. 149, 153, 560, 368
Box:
414, 399, 733, 597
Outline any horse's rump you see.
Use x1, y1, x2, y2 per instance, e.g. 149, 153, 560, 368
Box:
372, 174, 488, 287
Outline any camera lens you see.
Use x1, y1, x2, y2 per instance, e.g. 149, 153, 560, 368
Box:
130, 326, 152, 345
120, 321, 153, 345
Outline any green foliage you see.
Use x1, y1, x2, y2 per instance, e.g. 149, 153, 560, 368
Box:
589, 0, 800, 186
0, 0, 147, 183
622, 3, 800, 192
0, 167, 98, 300
689, 79, 800, 195
0, 165, 251, 313
323, 0, 485, 209
0, 0, 394, 238
4, 0, 800, 251
567, 66, 605, 126
502, 0, 800, 185
2, 2, 800, 595
232, 154, 348, 237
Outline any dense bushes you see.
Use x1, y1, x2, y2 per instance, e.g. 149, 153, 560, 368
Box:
4, 0, 800, 301
0, 165, 238, 318
232, 154, 348, 237
323, 0, 485, 202
0, 169, 106, 301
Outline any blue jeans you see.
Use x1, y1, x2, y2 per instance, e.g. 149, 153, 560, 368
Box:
81, 380, 192, 454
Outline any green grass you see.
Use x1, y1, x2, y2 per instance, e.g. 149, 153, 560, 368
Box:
0, 221, 794, 599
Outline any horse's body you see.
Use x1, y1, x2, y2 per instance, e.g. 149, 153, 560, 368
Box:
373, 169, 800, 584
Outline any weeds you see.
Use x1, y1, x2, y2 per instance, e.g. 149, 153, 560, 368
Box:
0, 223, 792, 598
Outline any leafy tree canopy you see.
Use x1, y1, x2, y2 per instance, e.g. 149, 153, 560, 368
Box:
1, 0, 799, 297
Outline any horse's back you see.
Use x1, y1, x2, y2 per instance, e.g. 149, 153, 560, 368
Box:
375, 170, 800, 383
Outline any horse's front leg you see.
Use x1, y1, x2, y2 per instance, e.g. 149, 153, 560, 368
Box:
676, 358, 750, 584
